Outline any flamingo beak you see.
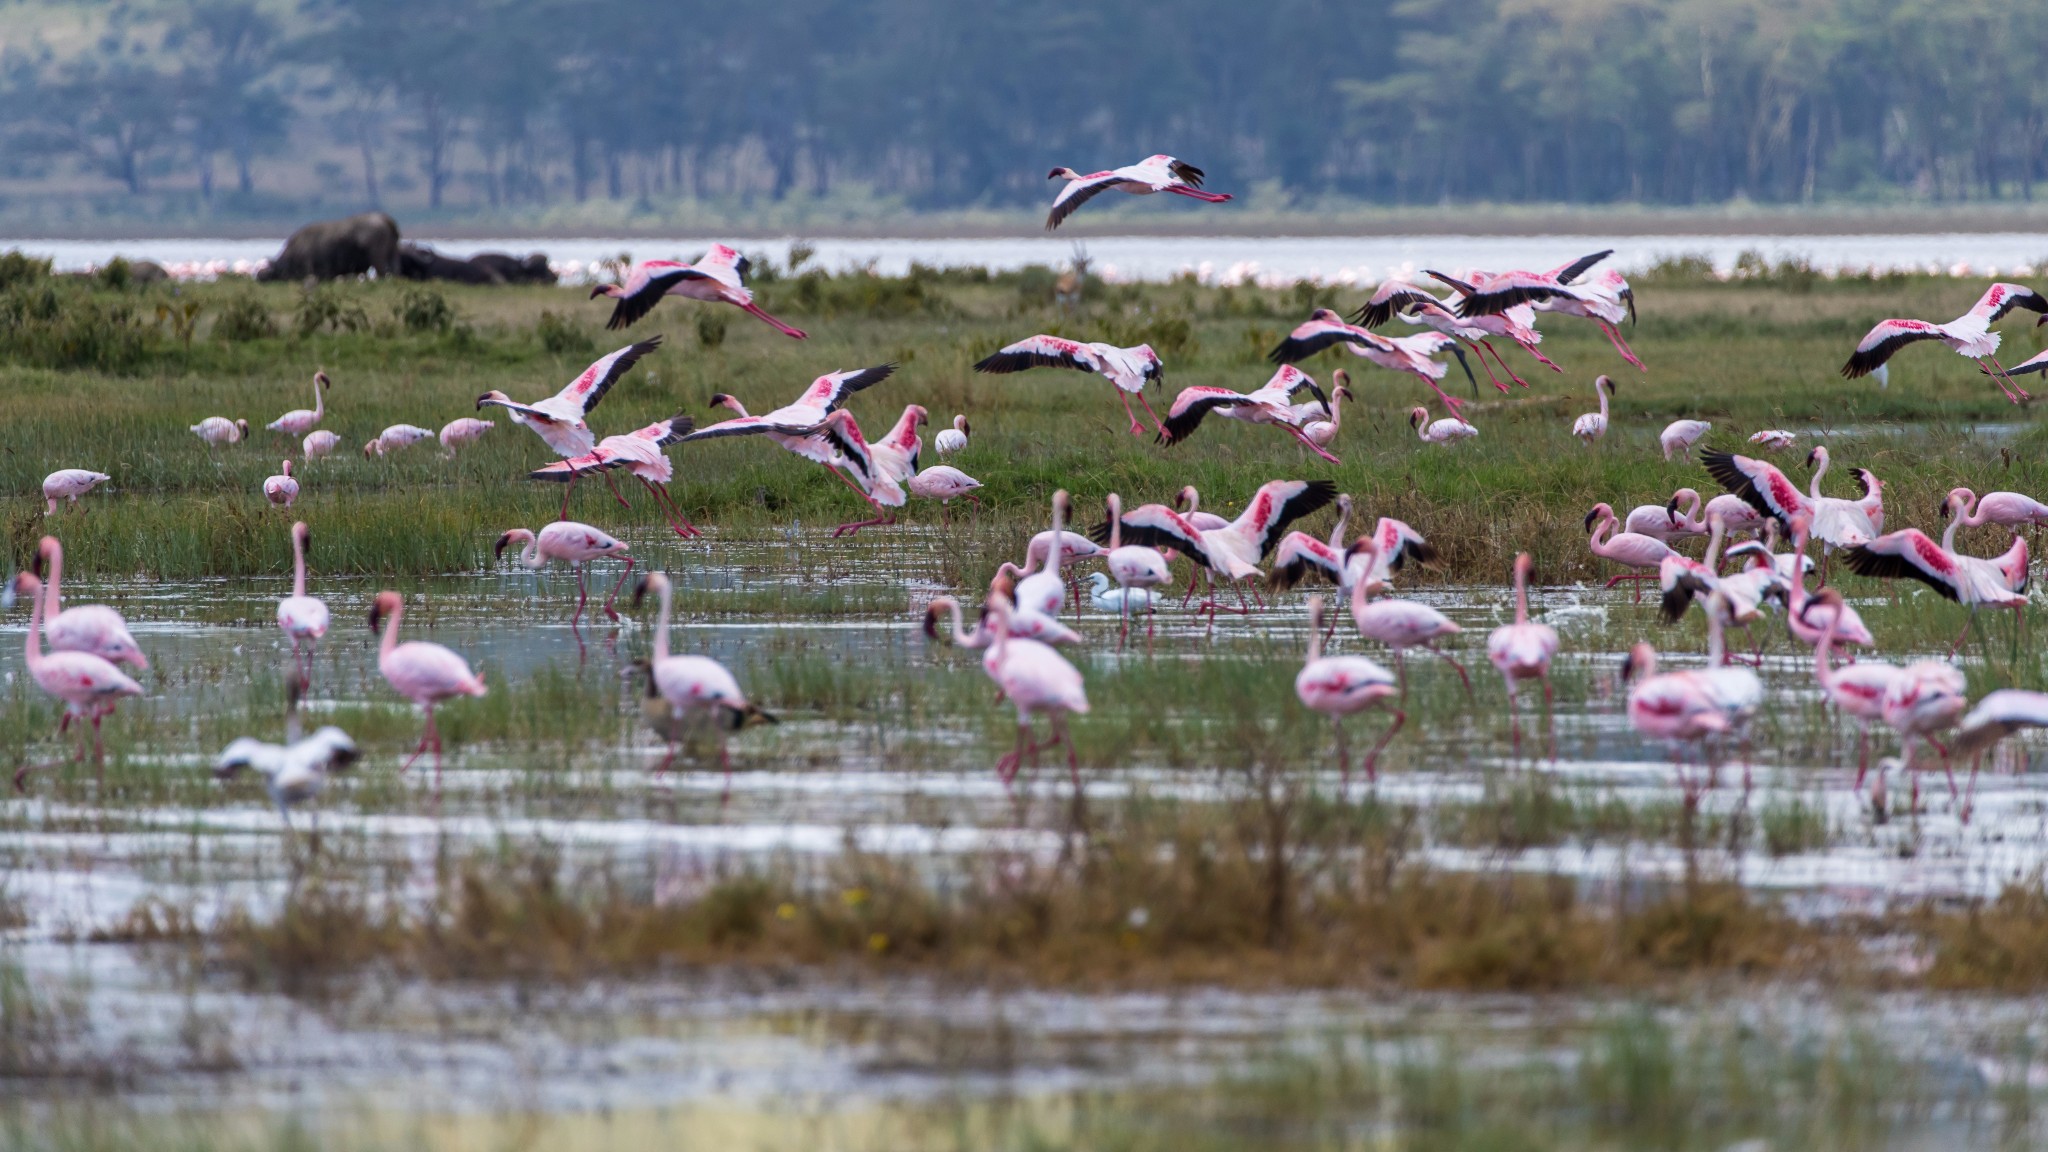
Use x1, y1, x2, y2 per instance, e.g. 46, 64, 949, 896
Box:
494, 532, 514, 560
1583, 507, 1601, 532
474, 393, 492, 411
588, 285, 609, 299
631, 573, 651, 607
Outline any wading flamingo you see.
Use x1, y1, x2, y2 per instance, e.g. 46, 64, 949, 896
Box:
1488, 552, 1560, 760
905, 466, 982, 525
29, 536, 146, 670
1585, 502, 1676, 600
368, 590, 486, 788
1102, 492, 1173, 647
1783, 518, 1874, 651
1296, 594, 1403, 790
495, 521, 637, 624
277, 521, 330, 677
266, 371, 330, 438
42, 469, 108, 514
1952, 690, 2048, 819
1841, 281, 2048, 403
1044, 155, 1231, 230
1880, 658, 1969, 811
10, 571, 143, 792
528, 415, 700, 538
1101, 480, 1337, 621
592, 246, 805, 337
477, 338, 663, 518
1805, 588, 1899, 795
978, 595, 1091, 795
634, 572, 775, 788
1627, 488, 1707, 543
1344, 537, 1471, 701
973, 336, 1163, 436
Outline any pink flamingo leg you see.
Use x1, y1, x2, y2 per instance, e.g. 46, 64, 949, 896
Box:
1165, 187, 1232, 203
1480, 340, 1531, 387
602, 557, 635, 621
739, 300, 807, 339
1598, 322, 1646, 370
601, 470, 632, 509
1135, 389, 1165, 434
1427, 644, 1474, 698
1519, 341, 1563, 372
1116, 390, 1146, 438
654, 741, 677, 777
1360, 709, 1407, 783
1984, 357, 2029, 403
640, 477, 700, 539
1464, 339, 1510, 392
1283, 424, 1342, 464
1420, 376, 1464, 417
558, 473, 578, 520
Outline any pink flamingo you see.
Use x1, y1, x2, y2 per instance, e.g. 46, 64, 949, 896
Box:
266, 371, 330, 437
42, 469, 109, 514
1488, 552, 1560, 760
867, 404, 930, 491
528, 415, 701, 538
999, 491, 1082, 619
1805, 588, 1899, 795
634, 572, 774, 787
811, 408, 907, 536
1107, 480, 1338, 621
973, 335, 1164, 436
1784, 517, 1873, 651
1659, 420, 1712, 461
905, 466, 983, 526
303, 430, 341, 458
1946, 486, 2048, 532
1619, 641, 1733, 809
1585, 502, 1676, 601
1354, 280, 1554, 390
11, 571, 143, 792
477, 338, 663, 518
1843, 493, 2028, 656
934, 414, 970, 457
368, 590, 486, 787
1102, 492, 1173, 647
592, 245, 805, 337
1880, 658, 1969, 811
978, 595, 1090, 793
1433, 259, 1643, 371
1409, 405, 1477, 446
32, 536, 147, 670
263, 461, 297, 507
1344, 537, 1470, 701
1627, 488, 1707, 544
277, 521, 330, 676
437, 417, 494, 456
495, 521, 636, 623
1044, 155, 1230, 230
1268, 309, 1477, 413
1296, 594, 1403, 790
191, 416, 248, 445
1157, 365, 1341, 461
681, 364, 899, 529
1841, 281, 2048, 403
1298, 378, 1352, 449
362, 424, 434, 458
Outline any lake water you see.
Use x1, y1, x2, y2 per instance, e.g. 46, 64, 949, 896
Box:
12, 231, 2048, 286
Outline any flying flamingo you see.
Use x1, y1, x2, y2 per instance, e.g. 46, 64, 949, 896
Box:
1749, 429, 1798, 452
1428, 251, 1614, 316
1488, 552, 1560, 760
263, 461, 298, 508
1659, 420, 1712, 461
973, 336, 1164, 436
42, 469, 108, 514
592, 245, 806, 337
1267, 310, 1477, 413
1571, 375, 1614, 444
362, 424, 435, 457
1296, 593, 1403, 791
1298, 377, 1352, 449
495, 521, 637, 624
1880, 658, 1970, 811
905, 466, 982, 525
1952, 690, 2048, 820
191, 417, 248, 445
1410, 405, 1477, 446
1344, 537, 1471, 700
266, 371, 330, 438
1843, 494, 2029, 655
476, 338, 663, 518
977, 596, 1091, 796
868, 404, 930, 489
1044, 155, 1231, 230
1585, 502, 1676, 600
276, 521, 330, 680
810, 408, 907, 536
1101, 492, 1173, 647
934, 415, 970, 457
1354, 279, 1556, 390
303, 431, 341, 459
1270, 502, 1439, 605
1805, 588, 1899, 794
215, 722, 359, 835
1430, 264, 1643, 371
633, 572, 774, 787
1157, 365, 1340, 461
1840, 281, 2048, 403
438, 417, 495, 456
1702, 450, 1815, 534
368, 590, 486, 788
680, 364, 897, 519
28, 536, 147, 670
528, 415, 700, 538
1100, 480, 1337, 621
10, 571, 143, 792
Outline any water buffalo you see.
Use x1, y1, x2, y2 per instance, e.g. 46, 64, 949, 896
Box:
257, 212, 401, 281
398, 245, 556, 286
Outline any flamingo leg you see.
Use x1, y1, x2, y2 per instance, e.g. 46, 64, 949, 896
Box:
641, 477, 701, 538
655, 740, 676, 777
995, 721, 1030, 789
1333, 717, 1351, 797
558, 473, 577, 520
573, 565, 589, 625
1361, 708, 1406, 783
1541, 676, 1556, 763
1598, 321, 1646, 371
1464, 339, 1510, 393
1429, 645, 1474, 698
1116, 390, 1146, 438
1421, 376, 1464, 417
1135, 389, 1165, 435
739, 300, 807, 339
1518, 341, 1563, 372
720, 739, 733, 809
1984, 356, 2030, 403
1282, 423, 1343, 464
601, 557, 635, 621
601, 469, 632, 508
1165, 186, 1233, 204
1479, 339, 1531, 388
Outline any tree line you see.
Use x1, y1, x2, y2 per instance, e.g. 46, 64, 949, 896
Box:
5, 0, 2047, 216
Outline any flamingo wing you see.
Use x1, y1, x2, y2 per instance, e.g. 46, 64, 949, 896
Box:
1841, 319, 1944, 378
1702, 450, 1810, 526
1974, 282, 2048, 323
553, 337, 663, 415
528, 446, 623, 480
1452, 271, 1576, 318
1157, 387, 1257, 445
678, 414, 822, 442
1164, 158, 1207, 187
1547, 249, 1614, 286
1371, 517, 1439, 573
1046, 171, 1125, 230
1091, 505, 1212, 569
689, 244, 751, 290
1354, 281, 1444, 328
604, 264, 699, 329
1267, 532, 1343, 590
975, 335, 1099, 375
1268, 317, 1381, 365
1840, 530, 1962, 601
1231, 479, 1339, 557
813, 411, 876, 481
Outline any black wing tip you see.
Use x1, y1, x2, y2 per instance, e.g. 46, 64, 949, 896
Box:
1087, 521, 1114, 545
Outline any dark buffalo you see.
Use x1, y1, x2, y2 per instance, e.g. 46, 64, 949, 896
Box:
469, 252, 556, 285
397, 243, 499, 284
257, 212, 401, 281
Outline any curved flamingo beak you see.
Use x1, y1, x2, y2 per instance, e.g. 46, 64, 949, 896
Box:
1583, 507, 1602, 532
631, 573, 652, 607
588, 285, 610, 299
493, 532, 516, 560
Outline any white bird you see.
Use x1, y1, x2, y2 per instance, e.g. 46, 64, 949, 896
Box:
42, 469, 108, 514
1572, 375, 1614, 443
302, 430, 341, 459
633, 572, 774, 786
263, 461, 298, 507
973, 335, 1164, 437
192, 416, 248, 445
215, 724, 358, 831
1087, 572, 1160, 615
933, 414, 970, 457
1409, 406, 1477, 446
362, 425, 434, 457
266, 371, 330, 437
1660, 419, 1711, 461
1044, 154, 1231, 230
477, 337, 663, 517
277, 520, 329, 674
1803, 446, 1880, 548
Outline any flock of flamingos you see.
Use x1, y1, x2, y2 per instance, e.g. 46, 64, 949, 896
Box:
18, 152, 2048, 832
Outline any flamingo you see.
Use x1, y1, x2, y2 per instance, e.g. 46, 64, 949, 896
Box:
923, 595, 996, 651
1298, 377, 1352, 449
1429, 250, 1613, 316
214, 724, 359, 834
1840, 281, 2048, 403
1176, 486, 1231, 532
1157, 365, 1339, 461
528, 415, 700, 538
999, 491, 1084, 622
1410, 405, 1477, 446
1749, 429, 1797, 452
1702, 449, 1815, 534
1267, 309, 1478, 414
27, 536, 147, 670
633, 572, 775, 785
1101, 492, 1173, 647
1660, 420, 1712, 461
1489, 552, 1560, 760
814, 408, 907, 536
928, 589, 1078, 650
905, 466, 983, 526
263, 461, 297, 508
1628, 488, 1707, 544
1101, 480, 1337, 621
1270, 505, 1439, 603
1528, 268, 1643, 369
1024, 527, 1109, 611
1429, 257, 1642, 370
277, 520, 330, 677
1344, 537, 1470, 700
1803, 446, 1880, 551
362, 425, 434, 457
1704, 493, 1766, 539
477, 338, 664, 517
1044, 155, 1231, 230
42, 469, 108, 514
867, 404, 930, 489
368, 590, 486, 787
1585, 502, 1676, 600
191, 416, 248, 445
1618, 640, 1729, 806
1354, 280, 1554, 390
9, 571, 142, 792
934, 414, 971, 457
1296, 593, 1403, 790
1571, 375, 1613, 444
1783, 518, 1873, 651
495, 521, 637, 624
303, 431, 341, 458
977, 595, 1090, 793
973, 335, 1163, 436
1952, 690, 2048, 818
1657, 516, 1782, 657
437, 417, 495, 456
1268, 492, 1356, 598
1842, 493, 2029, 655
1805, 588, 1898, 793
1946, 487, 2048, 532
681, 362, 895, 481
1881, 658, 1970, 810
266, 371, 330, 437
591, 245, 805, 337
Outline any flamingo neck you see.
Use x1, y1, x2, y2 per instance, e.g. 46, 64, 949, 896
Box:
721, 398, 751, 418
1347, 549, 1379, 615
1597, 383, 1609, 419
292, 532, 308, 597
1513, 565, 1530, 625
23, 579, 42, 672
41, 542, 62, 623
1047, 496, 1067, 567
1106, 495, 1123, 551
1706, 610, 1726, 667
653, 578, 673, 664
1703, 519, 1729, 571
944, 600, 978, 646
514, 533, 544, 570
378, 599, 403, 660
1681, 490, 1702, 522
1588, 515, 1613, 553
1305, 603, 1324, 662
1327, 502, 1351, 551
1808, 454, 1828, 499
1942, 503, 1962, 553
1789, 531, 1811, 607
311, 377, 325, 418
1813, 628, 1836, 691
